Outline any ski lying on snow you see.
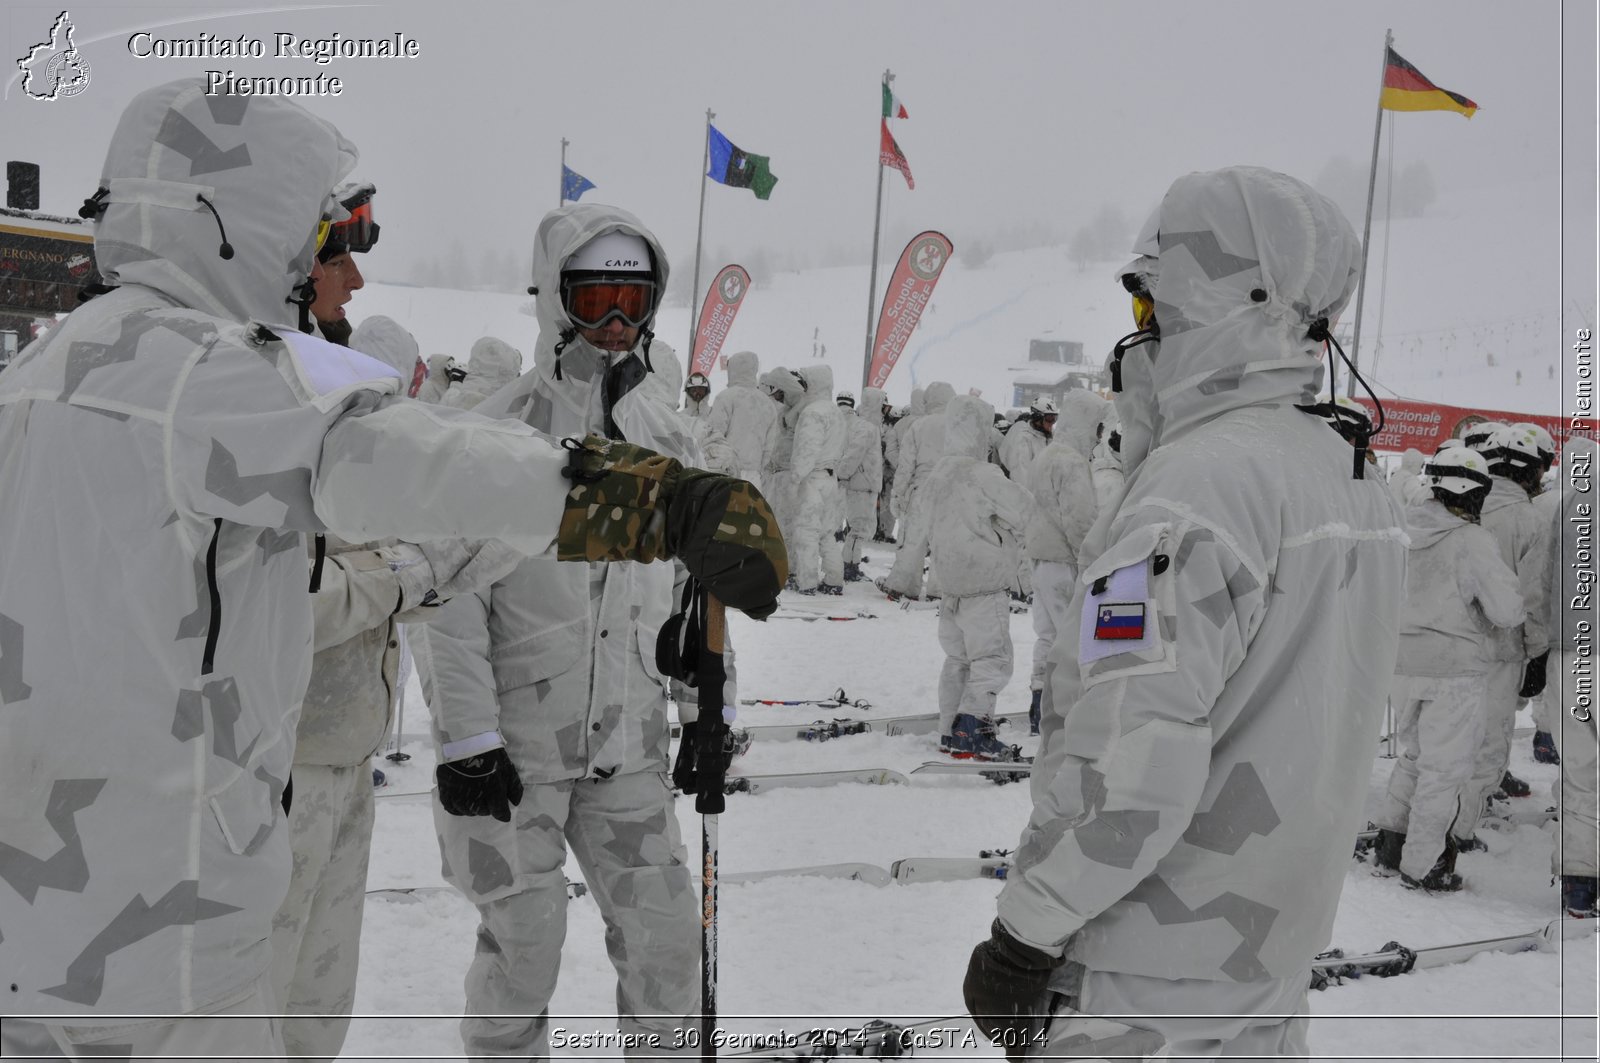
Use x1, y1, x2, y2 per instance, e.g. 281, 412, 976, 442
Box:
369, 880, 590, 900
715, 863, 895, 887
770, 609, 878, 622
910, 761, 1030, 785
723, 768, 909, 794
889, 854, 1012, 883
671, 712, 1029, 742
1311, 915, 1598, 990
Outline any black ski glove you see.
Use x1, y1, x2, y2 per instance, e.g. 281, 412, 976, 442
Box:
1520, 652, 1549, 699
436, 748, 524, 822
964, 919, 1063, 1063
671, 719, 736, 796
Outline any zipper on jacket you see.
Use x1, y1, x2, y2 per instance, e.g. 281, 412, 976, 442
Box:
309, 533, 327, 592
202, 518, 223, 676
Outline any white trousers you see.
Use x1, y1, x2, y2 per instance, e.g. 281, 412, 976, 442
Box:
1029, 560, 1077, 692
843, 487, 877, 565
5, 977, 283, 1061
1376, 674, 1488, 880
790, 470, 844, 590
1040, 967, 1309, 1061
268, 761, 375, 1063
936, 591, 1015, 736
1551, 650, 1600, 877
1456, 660, 1524, 839
440, 772, 700, 1060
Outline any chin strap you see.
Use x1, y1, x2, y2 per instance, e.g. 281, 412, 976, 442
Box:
288, 279, 316, 334
1309, 317, 1387, 481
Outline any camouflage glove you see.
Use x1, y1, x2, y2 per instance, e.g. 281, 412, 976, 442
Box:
558, 436, 787, 619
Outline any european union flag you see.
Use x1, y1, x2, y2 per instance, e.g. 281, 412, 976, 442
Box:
562, 165, 596, 203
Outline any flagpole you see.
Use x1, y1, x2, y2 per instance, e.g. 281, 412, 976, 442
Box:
690, 109, 713, 365
1347, 28, 1393, 397
1370, 118, 1397, 380
560, 137, 569, 207
862, 69, 892, 393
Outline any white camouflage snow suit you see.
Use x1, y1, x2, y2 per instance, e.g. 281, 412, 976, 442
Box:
788, 365, 849, 591
1023, 390, 1107, 693
0, 80, 580, 1057
839, 387, 887, 570
442, 335, 524, 411
884, 381, 956, 598
705, 350, 779, 489
926, 395, 1035, 737
1456, 473, 1550, 840
1375, 497, 1524, 881
997, 167, 1406, 1059
414, 202, 701, 1060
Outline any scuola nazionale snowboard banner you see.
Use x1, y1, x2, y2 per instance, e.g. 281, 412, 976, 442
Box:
691, 264, 752, 378
866, 231, 953, 389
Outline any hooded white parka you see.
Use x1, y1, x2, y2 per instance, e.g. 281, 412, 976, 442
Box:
416, 204, 695, 789
0, 81, 576, 1018
442, 335, 524, 411
1393, 498, 1525, 675
1024, 390, 1107, 567
705, 351, 779, 486
996, 167, 1406, 984
889, 381, 956, 518
926, 395, 1035, 597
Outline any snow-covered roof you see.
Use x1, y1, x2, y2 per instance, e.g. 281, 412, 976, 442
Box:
1011, 364, 1097, 386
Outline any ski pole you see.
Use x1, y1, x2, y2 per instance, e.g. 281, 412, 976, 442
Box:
386, 628, 412, 763
697, 590, 730, 1062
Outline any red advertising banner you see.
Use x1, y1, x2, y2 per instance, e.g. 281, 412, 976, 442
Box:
866, 231, 953, 390
1352, 397, 1594, 458
690, 264, 750, 379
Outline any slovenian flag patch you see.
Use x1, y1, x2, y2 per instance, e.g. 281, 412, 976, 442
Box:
1094, 603, 1146, 641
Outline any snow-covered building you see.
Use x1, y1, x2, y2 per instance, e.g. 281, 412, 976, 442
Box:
1010, 337, 1104, 408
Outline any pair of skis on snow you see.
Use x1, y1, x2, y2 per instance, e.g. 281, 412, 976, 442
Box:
716, 761, 1032, 795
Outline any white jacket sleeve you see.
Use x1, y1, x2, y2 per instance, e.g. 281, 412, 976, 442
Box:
1461, 531, 1528, 632
310, 547, 403, 652
414, 587, 504, 757
997, 513, 1259, 953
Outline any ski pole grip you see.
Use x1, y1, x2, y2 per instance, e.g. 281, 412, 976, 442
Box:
705, 594, 726, 655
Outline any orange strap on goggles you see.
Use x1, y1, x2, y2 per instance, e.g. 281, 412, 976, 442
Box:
561, 276, 659, 330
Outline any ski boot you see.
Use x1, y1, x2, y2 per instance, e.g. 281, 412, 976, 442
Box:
1373, 828, 1405, 873
1454, 834, 1488, 853
817, 582, 844, 596
372, 767, 387, 789
948, 713, 1024, 762
784, 575, 799, 592
1499, 771, 1532, 799
1533, 730, 1561, 765
1562, 875, 1599, 918
875, 576, 913, 602
843, 561, 863, 582
1028, 689, 1042, 736
728, 727, 753, 758
1401, 836, 1463, 893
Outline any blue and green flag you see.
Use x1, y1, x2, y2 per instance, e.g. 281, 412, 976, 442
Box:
707, 125, 777, 200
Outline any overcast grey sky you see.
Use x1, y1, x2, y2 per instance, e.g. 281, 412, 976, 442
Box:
3, 0, 1594, 309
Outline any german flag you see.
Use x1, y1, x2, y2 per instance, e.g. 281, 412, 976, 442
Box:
1381, 47, 1477, 117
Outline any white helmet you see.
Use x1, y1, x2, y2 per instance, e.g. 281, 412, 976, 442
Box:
1461, 420, 1507, 454
1424, 445, 1494, 517
1029, 397, 1059, 418
836, 390, 856, 408
1511, 422, 1556, 469
685, 372, 710, 391
1486, 423, 1545, 481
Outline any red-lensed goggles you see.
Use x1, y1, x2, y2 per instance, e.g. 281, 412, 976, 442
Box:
328, 194, 379, 254
560, 275, 659, 330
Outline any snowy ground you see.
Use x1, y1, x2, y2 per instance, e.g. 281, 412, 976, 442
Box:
346, 547, 1597, 1062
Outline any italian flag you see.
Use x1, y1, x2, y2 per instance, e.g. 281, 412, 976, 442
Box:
882, 84, 909, 119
